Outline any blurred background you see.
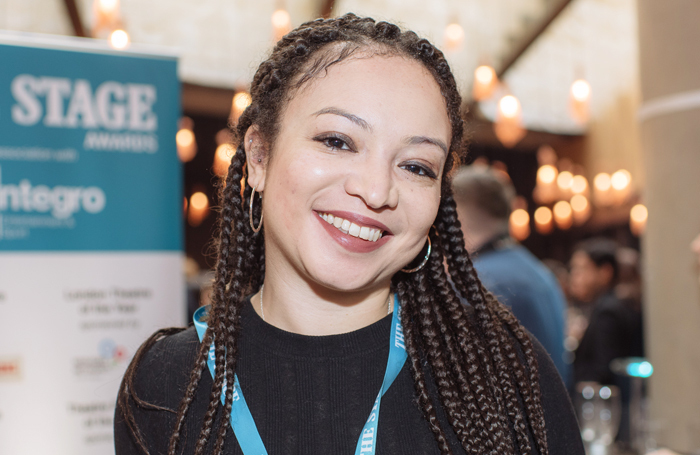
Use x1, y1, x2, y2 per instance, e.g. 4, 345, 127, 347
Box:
1, 0, 699, 454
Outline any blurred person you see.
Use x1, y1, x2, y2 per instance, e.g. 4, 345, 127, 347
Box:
115, 14, 583, 455
569, 238, 643, 386
570, 238, 644, 444
452, 166, 571, 388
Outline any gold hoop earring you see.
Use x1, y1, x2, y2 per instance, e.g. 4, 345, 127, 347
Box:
249, 185, 263, 233
401, 236, 431, 273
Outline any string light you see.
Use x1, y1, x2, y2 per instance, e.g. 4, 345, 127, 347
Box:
571, 175, 588, 194
553, 201, 573, 230
570, 79, 591, 124
272, 9, 291, 41
98, 0, 119, 13
571, 79, 591, 102
494, 95, 525, 148
534, 206, 553, 234
611, 169, 631, 190
109, 29, 129, 49
472, 65, 497, 101
498, 95, 521, 119
570, 194, 591, 225
509, 209, 531, 241
231, 91, 252, 124
213, 144, 236, 177
630, 204, 648, 236
443, 22, 464, 51
537, 165, 558, 185
188, 192, 209, 227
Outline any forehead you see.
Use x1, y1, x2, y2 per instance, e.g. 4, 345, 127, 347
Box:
279, 52, 451, 139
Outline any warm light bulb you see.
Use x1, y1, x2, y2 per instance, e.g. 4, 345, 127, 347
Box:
176, 129, 194, 148
444, 23, 464, 51
557, 171, 574, 190
499, 95, 520, 119
233, 92, 252, 112
554, 201, 572, 218
570, 194, 588, 212
176, 128, 197, 163
611, 169, 631, 190
537, 165, 558, 185
98, 0, 119, 13
190, 192, 208, 211
534, 206, 552, 225
445, 23, 464, 43
109, 29, 129, 49
571, 79, 591, 102
594, 173, 611, 191
509, 209, 531, 241
511, 209, 530, 227
571, 175, 588, 194
630, 204, 648, 223
475, 65, 495, 85
213, 144, 235, 177
630, 204, 648, 236
271, 9, 291, 29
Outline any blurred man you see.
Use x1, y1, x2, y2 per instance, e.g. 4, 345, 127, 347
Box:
569, 238, 643, 386
452, 166, 570, 387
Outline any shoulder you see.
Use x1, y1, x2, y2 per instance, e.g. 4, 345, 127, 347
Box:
114, 327, 202, 455
130, 326, 200, 405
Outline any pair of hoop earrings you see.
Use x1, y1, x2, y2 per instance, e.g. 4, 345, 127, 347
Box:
248, 186, 431, 273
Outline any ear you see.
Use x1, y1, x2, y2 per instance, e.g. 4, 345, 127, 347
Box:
244, 125, 268, 192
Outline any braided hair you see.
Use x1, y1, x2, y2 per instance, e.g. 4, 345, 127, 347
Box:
118, 13, 548, 455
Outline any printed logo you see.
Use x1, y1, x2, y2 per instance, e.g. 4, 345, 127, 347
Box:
10, 74, 159, 153
73, 338, 128, 377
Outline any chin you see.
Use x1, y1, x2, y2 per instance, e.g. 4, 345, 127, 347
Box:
305, 261, 387, 293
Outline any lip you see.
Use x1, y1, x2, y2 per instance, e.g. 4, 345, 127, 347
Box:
314, 211, 392, 253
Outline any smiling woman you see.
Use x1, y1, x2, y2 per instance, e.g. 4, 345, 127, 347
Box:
115, 13, 584, 455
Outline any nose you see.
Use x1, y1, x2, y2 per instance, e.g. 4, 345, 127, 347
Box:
343, 154, 399, 210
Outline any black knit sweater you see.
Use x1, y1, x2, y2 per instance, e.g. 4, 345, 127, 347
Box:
114, 299, 584, 454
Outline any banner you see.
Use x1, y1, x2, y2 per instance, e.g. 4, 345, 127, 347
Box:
0, 32, 184, 454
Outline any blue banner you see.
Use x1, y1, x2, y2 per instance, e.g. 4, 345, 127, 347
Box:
0, 36, 181, 251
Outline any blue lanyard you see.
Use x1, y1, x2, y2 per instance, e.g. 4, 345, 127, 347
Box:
193, 295, 407, 455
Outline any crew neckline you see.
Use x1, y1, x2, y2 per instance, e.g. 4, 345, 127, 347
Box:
240, 296, 394, 359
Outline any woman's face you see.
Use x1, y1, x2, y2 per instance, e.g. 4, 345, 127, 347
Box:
249, 53, 451, 293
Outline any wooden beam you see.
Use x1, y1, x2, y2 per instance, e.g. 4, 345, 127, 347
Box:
62, 0, 88, 38
496, 0, 574, 78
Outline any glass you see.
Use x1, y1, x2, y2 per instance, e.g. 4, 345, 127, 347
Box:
575, 382, 622, 455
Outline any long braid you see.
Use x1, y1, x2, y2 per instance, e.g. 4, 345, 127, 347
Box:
424, 235, 505, 455
396, 279, 453, 455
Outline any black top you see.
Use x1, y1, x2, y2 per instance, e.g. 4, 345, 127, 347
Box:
574, 291, 644, 385
115, 299, 584, 454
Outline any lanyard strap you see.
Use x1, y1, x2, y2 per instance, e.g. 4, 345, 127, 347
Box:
193, 296, 407, 455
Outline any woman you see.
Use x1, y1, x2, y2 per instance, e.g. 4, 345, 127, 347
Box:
115, 14, 583, 455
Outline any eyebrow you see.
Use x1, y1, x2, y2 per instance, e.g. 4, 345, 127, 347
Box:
405, 136, 449, 155
312, 107, 372, 131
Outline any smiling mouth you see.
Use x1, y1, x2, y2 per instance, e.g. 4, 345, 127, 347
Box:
318, 212, 385, 242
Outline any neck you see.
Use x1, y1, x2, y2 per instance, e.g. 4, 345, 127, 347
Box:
251, 271, 393, 336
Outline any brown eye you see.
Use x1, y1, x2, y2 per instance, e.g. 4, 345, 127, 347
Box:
401, 162, 437, 179
313, 133, 354, 151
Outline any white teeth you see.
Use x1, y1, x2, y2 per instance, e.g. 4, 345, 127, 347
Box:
318, 213, 384, 242
359, 226, 370, 240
